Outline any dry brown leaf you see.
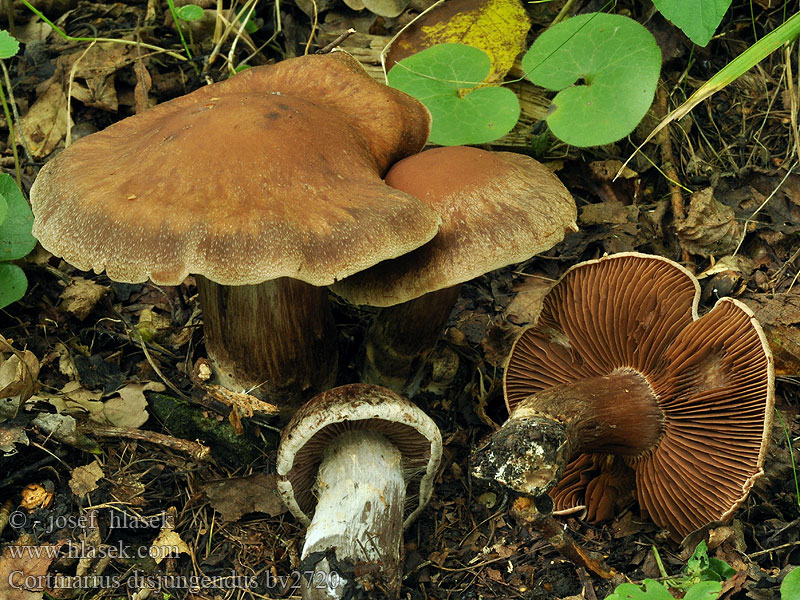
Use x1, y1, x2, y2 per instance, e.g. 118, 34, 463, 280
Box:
57, 43, 133, 112
204, 473, 287, 521
59, 277, 108, 320
0, 343, 39, 403
19, 80, 72, 158
102, 382, 164, 428
69, 461, 104, 497
741, 292, 800, 376
0, 535, 64, 600
503, 277, 553, 326
150, 529, 190, 565
675, 187, 743, 257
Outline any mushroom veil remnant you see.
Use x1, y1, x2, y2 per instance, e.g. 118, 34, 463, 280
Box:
30, 52, 438, 415
332, 145, 577, 394
277, 384, 441, 599
472, 252, 774, 540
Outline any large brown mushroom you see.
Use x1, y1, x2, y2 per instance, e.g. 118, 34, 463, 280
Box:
276, 384, 441, 599
331, 145, 577, 394
472, 252, 774, 540
30, 52, 438, 415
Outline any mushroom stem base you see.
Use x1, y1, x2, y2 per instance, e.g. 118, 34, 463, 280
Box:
473, 370, 662, 496
301, 430, 405, 599
197, 276, 337, 418
361, 284, 462, 395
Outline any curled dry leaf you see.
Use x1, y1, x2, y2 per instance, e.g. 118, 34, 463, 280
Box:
0, 334, 40, 404
0, 535, 65, 600
676, 187, 743, 257
58, 277, 108, 320
69, 460, 104, 497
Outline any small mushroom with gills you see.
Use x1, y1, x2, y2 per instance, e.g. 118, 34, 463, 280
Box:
472, 252, 774, 540
331, 145, 577, 394
276, 384, 442, 599
29, 52, 438, 416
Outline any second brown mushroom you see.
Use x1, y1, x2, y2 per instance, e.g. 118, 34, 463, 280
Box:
331, 145, 577, 394
472, 252, 774, 540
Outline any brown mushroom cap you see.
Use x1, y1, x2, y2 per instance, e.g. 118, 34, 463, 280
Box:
30, 52, 437, 286
331, 146, 577, 307
504, 252, 774, 538
276, 383, 442, 529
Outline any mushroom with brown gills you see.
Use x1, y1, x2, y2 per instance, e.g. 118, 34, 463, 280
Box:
29, 52, 438, 416
472, 252, 774, 540
331, 145, 577, 394
276, 384, 441, 599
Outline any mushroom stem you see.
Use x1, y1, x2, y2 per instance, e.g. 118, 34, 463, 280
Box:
197, 276, 337, 417
361, 284, 462, 395
472, 369, 663, 496
301, 430, 405, 599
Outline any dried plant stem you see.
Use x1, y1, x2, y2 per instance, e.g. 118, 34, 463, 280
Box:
88, 425, 211, 462
655, 85, 684, 222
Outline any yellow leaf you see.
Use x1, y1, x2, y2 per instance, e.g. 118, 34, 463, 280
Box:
388, 0, 530, 83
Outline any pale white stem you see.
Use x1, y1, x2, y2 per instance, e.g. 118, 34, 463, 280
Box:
301, 430, 406, 599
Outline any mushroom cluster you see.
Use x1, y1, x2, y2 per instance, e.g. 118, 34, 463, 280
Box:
30, 51, 437, 416
473, 252, 774, 539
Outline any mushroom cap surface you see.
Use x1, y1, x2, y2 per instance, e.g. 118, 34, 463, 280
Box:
504, 252, 774, 538
331, 146, 577, 307
276, 383, 442, 529
31, 52, 438, 286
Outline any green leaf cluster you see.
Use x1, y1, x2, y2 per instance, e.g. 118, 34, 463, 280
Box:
0, 173, 36, 310
605, 542, 736, 600
388, 12, 661, 147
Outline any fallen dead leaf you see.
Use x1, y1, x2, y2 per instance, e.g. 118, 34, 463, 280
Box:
18, 80, 72, 158
59, 277, 108, 321
204, 473, 287, 521
676, 187, 743, 257
57, 42, 134, 112
0, 535, 64, 600
150, 529, 190, 565
0, 335, 40, 403
386, 0, 530, 83
102, 382, 164, 428
503, 276, 553, 325
69, 461, 104, 497
741, 291, 800, 376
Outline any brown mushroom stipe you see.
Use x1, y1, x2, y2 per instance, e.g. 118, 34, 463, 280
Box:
276, 384, 442, 599
472, 252, 774, 540
331, 145, 577, 394
30, 52, 438, 412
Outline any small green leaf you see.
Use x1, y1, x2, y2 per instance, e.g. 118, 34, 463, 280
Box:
686, 540, 710, 577
175, 4, 204, 21
605, 579, 675, 600
782, 567, 800, 600
0, 173, 36, 261
683, 580, 722, 600
523, 13, 661, 147
388, 43, 520, 145
236, 6, 260, 33
652, 0, 731, 47
0, 30, 19, 59
0, 263, 27, 309
707, 557, 736, 581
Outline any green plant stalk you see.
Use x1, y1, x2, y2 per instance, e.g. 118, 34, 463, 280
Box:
166, 0, 194, 61
620, 10, 800, 176
775, 408, 800, 511
0, 71, 21, 188
20, 0, 188, 63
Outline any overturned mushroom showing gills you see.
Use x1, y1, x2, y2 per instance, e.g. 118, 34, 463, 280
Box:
30, 52, 438, 415
277, 384, 441, 599
472, 252, 774, 540
332, 146, 577, 394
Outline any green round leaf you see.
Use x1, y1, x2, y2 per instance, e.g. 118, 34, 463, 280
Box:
683, 581, 723, 600
0, 263, 27, 310
388, 43, 520, 145
0, 30, 19, 60
0, 173, 37, 261
176, 4, 204, 21
522, 13, 661, 147
782, 567, 800, 600
652, 0, 731, 47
